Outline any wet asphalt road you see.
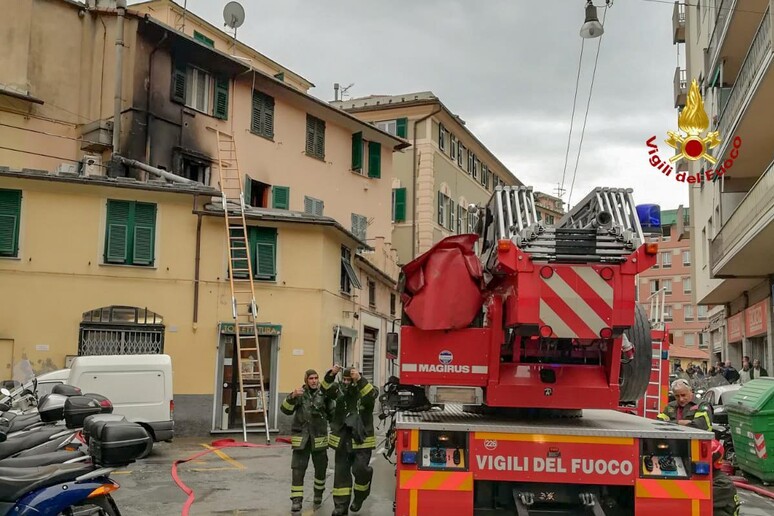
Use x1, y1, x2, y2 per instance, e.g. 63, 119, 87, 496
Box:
109, 436, 774, 515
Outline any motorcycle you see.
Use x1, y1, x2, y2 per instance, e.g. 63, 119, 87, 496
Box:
0, 409, 151, 515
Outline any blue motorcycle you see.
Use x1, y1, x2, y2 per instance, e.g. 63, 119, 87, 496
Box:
0, 395, 152, 515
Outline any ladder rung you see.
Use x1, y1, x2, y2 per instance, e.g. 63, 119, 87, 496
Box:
239, 348, 259, 352
243, 410, 266, 415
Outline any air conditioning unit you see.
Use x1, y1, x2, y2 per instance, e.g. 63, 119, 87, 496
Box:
54, 163, 78, 175
81, 154, 102, 177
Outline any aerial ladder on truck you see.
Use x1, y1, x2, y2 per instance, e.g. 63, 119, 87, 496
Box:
380, 185, 715, 515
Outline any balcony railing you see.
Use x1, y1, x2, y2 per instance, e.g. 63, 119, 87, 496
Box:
708, 0, 733, 74
716, 4, 773, 142
710, 156, 774, 270
674, 67, 688, 108
673, 1, 686, 44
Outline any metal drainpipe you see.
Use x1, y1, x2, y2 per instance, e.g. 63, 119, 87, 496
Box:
411, 106, 443, 260
145, 32, 168, 166
111, 0, 127, 155
193, 195, 202, 326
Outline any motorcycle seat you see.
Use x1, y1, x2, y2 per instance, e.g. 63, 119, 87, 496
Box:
0, 427, 63, 460
0, 463, 92, 502
0, 450, 85, 468
7, 414, 41, 434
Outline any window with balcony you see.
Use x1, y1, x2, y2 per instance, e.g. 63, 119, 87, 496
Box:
661, 251, 672, 268
683, 277, 692, 294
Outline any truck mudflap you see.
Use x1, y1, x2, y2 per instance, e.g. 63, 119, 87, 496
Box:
393, 408, 715, 515
400, 234, 483, 331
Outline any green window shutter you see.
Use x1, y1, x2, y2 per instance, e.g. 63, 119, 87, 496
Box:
396, 117, 408, 138
368, 141, 381, 178
252, 227, 277, 279
394, 188, 406, 223
213, 76, 229, 120
305, 115, 316, 155
437, 191, 444, 225
314, 118, 325, 158
105, 200, 131, 263
251, 92, 262, 134
244, 175, 253, 206
352, 132, 363, 170
263, 94, 274, 139
193, 31, 215, 48
231, 227, 250, 279
272, 186, 290, 209
0, 189, 21, 256
132, 203, 156, 265
171, 61, 186, 104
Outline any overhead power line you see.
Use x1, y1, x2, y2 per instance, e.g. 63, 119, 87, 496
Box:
559, 39, 586, 196
568, 4, 609, 208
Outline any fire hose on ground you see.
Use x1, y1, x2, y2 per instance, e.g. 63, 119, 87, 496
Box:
731, 477, 774, 500
171, 437, 292, 515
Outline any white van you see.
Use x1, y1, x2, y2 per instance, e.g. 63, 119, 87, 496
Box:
54, 355, 174, 442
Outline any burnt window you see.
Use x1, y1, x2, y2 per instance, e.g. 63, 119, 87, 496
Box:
180, 156, 211, 185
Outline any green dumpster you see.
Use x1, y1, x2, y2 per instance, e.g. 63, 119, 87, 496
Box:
726, 377, 774, 482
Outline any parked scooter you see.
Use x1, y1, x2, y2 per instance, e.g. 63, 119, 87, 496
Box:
0, 412, 152, 515
0, 390, 113, 467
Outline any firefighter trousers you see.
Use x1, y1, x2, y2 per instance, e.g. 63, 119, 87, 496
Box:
290, 441, 328, 501
332, 445, 373, 514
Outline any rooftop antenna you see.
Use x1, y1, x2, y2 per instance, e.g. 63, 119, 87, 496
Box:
340, 83, 355, 101
223, 1, 245, 53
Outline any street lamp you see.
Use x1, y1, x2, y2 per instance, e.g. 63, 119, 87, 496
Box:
580, 1, 604, 39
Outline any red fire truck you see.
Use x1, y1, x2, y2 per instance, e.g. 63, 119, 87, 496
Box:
381, 186, 714, 515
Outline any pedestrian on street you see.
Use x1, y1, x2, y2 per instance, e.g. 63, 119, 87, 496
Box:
281, 369, 335, 514
321, 365, 379, 516
751, 359, 768, 379
657, 379, 711, 430
739, 361, 752, 385
723, 360, 740, 384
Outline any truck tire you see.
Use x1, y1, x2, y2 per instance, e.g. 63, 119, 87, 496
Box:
618, 304, 652, 403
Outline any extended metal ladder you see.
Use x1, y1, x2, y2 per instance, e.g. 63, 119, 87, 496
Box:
643, 288, 668, 419
212, 129, 271, 444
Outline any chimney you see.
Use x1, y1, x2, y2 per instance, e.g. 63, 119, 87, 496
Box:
334, 83, 340, 102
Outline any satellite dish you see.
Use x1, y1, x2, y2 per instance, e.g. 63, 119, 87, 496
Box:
223, 1, 245, 30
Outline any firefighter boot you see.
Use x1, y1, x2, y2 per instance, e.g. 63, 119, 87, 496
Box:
291, 497, 302, 513
313, 489, 323, 507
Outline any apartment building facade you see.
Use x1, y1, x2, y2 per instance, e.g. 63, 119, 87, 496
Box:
638, 209, 710, 369
676, 1, 774, 371
332, 93, 561, 265
0, 0, 406, 434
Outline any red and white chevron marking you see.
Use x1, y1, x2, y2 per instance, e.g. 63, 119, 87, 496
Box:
754, 433, 767, 459
539, 266, 614, 339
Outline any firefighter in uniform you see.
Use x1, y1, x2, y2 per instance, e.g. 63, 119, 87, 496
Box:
712, 440, 741, 516
657, 378, 711, 430
280, 369, 334, 513
321, 365, 379, 516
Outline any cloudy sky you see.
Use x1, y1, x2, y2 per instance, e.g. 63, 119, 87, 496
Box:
159, 0, 689, 210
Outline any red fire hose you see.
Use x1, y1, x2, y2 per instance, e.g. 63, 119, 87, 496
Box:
171, 437, 291, 515
732, 478, 774, 500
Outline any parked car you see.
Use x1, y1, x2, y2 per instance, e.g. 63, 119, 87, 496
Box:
700, 384, 742, 425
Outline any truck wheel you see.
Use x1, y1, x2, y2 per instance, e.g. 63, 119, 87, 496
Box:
618, 304, 652, 403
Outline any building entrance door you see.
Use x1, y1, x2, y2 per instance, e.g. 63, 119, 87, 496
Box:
213, 326, 278, 433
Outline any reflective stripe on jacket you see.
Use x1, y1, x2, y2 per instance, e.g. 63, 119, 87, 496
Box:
657, 400, 711, 430
280, 386, 333, 450
322, 370, 379, 450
